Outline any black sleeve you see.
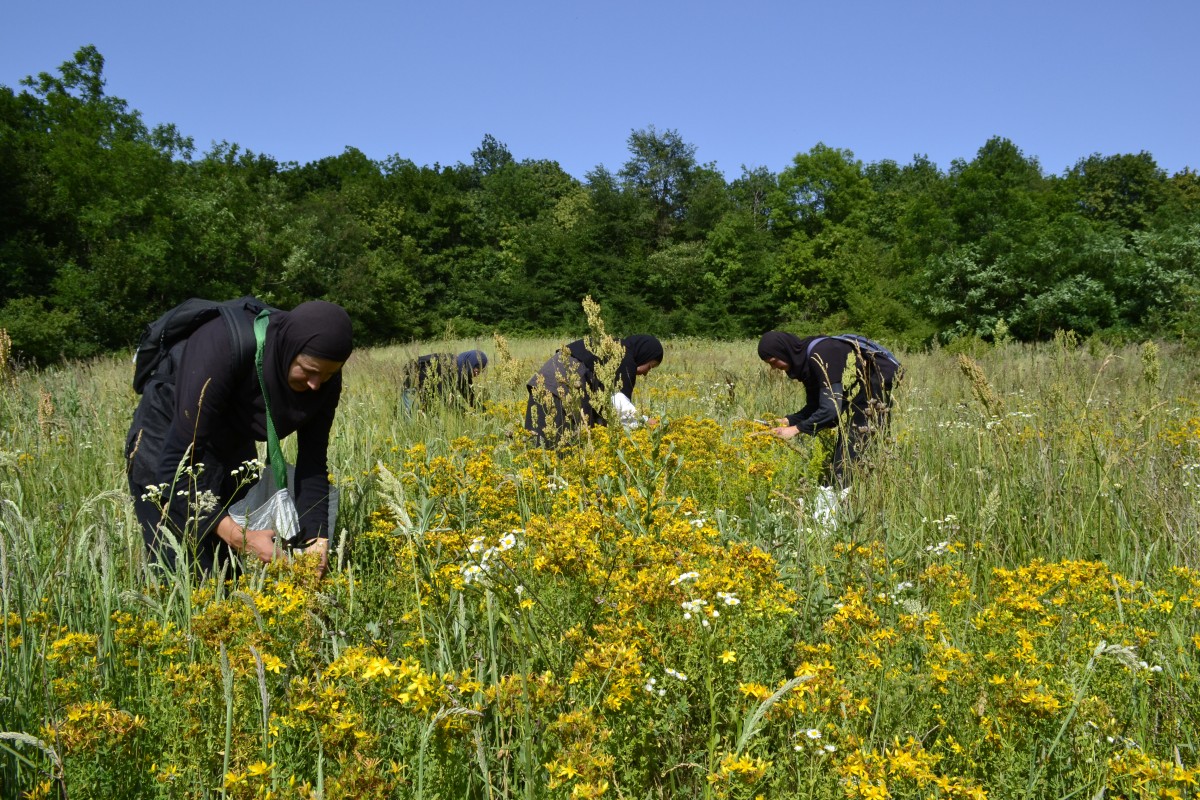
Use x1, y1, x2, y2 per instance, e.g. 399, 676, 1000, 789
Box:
788, 384, 843, 434
785, 340, 849, 434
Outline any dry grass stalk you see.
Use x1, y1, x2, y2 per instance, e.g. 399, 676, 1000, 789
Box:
0, 328, 11, 383
37, 388, 55, 437
956, 353, 1005, 419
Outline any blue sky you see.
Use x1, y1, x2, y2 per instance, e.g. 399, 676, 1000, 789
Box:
3, 0, 1196, 181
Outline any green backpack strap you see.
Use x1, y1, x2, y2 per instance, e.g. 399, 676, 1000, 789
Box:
253, 310, 289, 491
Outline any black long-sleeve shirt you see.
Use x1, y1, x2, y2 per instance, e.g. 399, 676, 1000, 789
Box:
784, 338, 853, 434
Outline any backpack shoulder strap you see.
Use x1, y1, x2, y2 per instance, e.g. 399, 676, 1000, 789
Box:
218, 297, 269, 379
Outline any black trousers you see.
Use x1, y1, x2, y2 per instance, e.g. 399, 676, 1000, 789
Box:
830, 362, 899, 484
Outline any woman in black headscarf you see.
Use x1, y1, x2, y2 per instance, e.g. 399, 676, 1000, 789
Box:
401, 349, 489, 410
758, 330, 901, 484
126, 300, 353, 573
524, 335, 663, 448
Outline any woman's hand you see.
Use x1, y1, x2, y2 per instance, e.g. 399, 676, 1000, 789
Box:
770, 424, 800, 440
242, 529, 279, 563
216, 516, 279, 562
296, 538, 330, 577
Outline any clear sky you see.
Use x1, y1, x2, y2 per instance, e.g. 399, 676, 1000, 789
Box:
3, 0, 1197, 181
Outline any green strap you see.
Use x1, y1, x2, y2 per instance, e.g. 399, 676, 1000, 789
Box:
253, 310, 289, 491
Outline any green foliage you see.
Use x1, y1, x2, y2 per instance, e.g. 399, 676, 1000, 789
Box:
1067, 151, 1168, 231
0, 296, 86, 362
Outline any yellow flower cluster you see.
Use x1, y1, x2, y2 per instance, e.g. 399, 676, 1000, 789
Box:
838, 737, 988, 799
1108, 749, 1199, 799
42, 700, 145, 753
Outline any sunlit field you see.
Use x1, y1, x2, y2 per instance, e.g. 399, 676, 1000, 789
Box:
2, 331, 1199, 799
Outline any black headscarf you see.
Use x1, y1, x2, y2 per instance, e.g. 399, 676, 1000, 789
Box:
261, 301, 354, 425
456, 350, 488, 378
564, 335, 663, 398
757, 331, 818, 381
616, 335, 664, 398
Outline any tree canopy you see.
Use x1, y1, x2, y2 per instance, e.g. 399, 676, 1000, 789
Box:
2, 47, 1199, 363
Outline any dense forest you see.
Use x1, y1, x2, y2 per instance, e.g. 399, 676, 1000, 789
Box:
2, 46, 1199, 364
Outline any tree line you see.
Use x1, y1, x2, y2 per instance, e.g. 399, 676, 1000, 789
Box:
3, 46, 1199, 364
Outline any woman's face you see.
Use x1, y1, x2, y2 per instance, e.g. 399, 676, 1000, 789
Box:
764, 357, 790, 372
287, 354, 344, 392
635, 359, 661, 376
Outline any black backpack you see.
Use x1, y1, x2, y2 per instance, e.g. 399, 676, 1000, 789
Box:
805, 334, 902, 368
132, 296, 274, 393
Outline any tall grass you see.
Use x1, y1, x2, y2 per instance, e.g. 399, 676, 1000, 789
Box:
1, 334, 1199, 798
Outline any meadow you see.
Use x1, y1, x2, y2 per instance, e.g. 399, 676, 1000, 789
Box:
1, 329, 1199, 799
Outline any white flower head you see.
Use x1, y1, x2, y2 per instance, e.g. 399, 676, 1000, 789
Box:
140, 482, 170, 502
670, 571, 700, 587
195, 490, 219, 514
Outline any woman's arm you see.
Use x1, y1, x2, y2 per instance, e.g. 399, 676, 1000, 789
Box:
215, 516, 278, 562
610, 391, 645, 427
784, 341, 849, 435
788, 384, 842, 433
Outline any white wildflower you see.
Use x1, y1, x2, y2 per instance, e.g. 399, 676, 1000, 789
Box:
670, 571, 700, 586
716, 591, 740, 606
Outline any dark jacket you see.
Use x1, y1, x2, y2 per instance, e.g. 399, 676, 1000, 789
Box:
526, 336, 663, 427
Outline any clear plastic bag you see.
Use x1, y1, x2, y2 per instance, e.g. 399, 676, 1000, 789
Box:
227, 465, 300, 542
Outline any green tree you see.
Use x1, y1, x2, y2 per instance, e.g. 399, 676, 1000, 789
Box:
471, 133, 514, 177
1066, 151, 1168, 232
771, 143, 874, 238
618, 126, 713, 245
0, 46, 194, 359
769, 144, 876, 327
700, 202, 779, 337
923, 138, 1062, 340
1154, 168, 1200, 229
